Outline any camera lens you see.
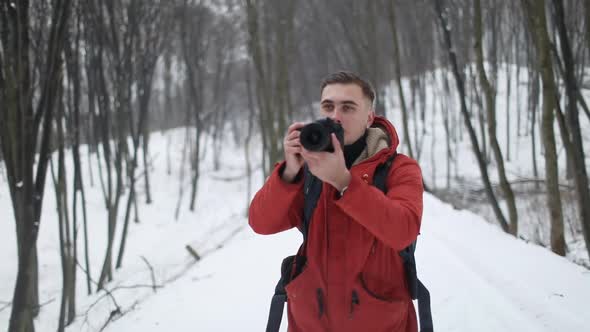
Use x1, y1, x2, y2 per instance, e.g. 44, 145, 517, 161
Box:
300, 123, 330, 152
308, 132, 321, 145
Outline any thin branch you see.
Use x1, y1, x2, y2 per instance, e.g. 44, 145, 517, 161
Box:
185, 245, 202, 261
0, 301, 12, 313
76, 260, 121, 317
140, 256, 158, 292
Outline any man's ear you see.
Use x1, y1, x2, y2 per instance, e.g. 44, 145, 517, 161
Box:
367, 110, 375, 128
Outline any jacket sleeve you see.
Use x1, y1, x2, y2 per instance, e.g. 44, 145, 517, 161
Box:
248, 161, 304, 235
334, 156, 423, 250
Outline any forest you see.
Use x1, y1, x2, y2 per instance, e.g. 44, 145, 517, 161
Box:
1, 0, 589, 331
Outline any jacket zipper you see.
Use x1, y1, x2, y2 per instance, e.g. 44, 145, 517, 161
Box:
349, 290, 360, 318
316, 288, 325, 319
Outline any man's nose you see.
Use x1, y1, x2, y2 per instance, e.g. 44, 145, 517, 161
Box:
330, 108, 342, 123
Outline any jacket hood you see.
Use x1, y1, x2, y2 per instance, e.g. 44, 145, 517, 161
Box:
352, 115, 399, 166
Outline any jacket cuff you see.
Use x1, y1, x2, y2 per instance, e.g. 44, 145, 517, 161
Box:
271, 161, 304, 192
333, 174, 365, 204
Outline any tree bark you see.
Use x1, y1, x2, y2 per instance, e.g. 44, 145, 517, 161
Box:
521, 0, 566, 256
434, 0, 510, 232
1, 1, 72, 330
474, 0, 519, 235
552, 0, 590, 259
386, 0, 414, 159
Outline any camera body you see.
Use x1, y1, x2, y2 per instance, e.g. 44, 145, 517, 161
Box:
299, 117, 344, 152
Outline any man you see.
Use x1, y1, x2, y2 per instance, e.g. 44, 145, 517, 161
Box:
249, 71, 423, 332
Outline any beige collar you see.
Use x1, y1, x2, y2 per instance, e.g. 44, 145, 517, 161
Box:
352, 127, 390, 166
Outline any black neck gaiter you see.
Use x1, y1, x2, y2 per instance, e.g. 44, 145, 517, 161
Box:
343, 130, 368, 169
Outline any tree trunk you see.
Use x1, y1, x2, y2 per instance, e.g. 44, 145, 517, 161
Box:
434, 0, 510, 232
386, 0, 414, 159
1, 1, 71, 330
521, 0, 566, 256
529, 69, 540, 189
52, 90, 74, 331
474, 0, 519, 235
552, 0, 590, 260
505, 61, 511, 161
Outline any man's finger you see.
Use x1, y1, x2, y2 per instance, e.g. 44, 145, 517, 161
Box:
287, 130, 301, 140
285, 138, 302, 146
331, 133, 342, 154
301, 149, 317, 162
287, 122, 305, 134
286, 146, 301, 154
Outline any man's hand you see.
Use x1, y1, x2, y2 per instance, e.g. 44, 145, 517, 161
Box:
301, 133, 351, 191
281, 122, 305, 182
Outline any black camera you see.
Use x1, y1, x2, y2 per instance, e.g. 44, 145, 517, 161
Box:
298, 117, 344, 152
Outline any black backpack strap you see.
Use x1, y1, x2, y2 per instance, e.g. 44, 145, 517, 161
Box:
373, 152, 434, 332
417, 278, 433, 332
266, 255, 306, 332
373, 152, 397, 193
266, 165, 320, 332
302, 164, 322, 244
266, 286, 287, 332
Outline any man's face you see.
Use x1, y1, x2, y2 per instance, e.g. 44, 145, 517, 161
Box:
320, 83, 375, 145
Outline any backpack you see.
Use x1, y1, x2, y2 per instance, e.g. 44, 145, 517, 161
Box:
265, 152, 433, 332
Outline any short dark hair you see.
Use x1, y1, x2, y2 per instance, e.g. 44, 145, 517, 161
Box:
320, 71, 376, 107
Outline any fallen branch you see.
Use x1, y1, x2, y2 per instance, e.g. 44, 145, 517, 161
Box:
0, 301, 12, 313
80, 282, 163, 330
210, 174, 248, 182
109, 284, 164, 291
76, 260, 122, 319
75, 254, 167, 332
185, 245, 201, 261
456, 177, 574, 196
166, 224, 246, 284
207, 164, 262, 182
140, 255, 158, 292
31, 297, 56, 312
98, 307, 121, 332
505, 178, 573, 190
200, 225, 246, 257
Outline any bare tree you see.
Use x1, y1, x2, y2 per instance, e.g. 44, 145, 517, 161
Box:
51, 84, 76, 331
551, 0, 590, 259
434, 0, 510, 233
0, 1, 72, 331
180, 0, 214, 211
245, 0, 297, 176
116, 0, 172, 269
521, 0, 566, 256
64, 2, 92, 296
474, 0, 519, 235
84, 0, 134, 290
386, 0, 414, 159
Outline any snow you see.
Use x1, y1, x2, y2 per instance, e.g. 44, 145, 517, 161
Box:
1, 63, 590, 331
100, 193, 590, 332
384, 63, 590, 267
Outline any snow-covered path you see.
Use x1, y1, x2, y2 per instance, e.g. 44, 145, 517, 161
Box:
2, 128, 589, 332
104, 194, 590, 332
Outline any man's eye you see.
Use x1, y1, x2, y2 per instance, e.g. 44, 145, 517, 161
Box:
323, 105, 334, 111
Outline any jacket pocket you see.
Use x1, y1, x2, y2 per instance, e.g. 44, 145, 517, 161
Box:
360, 240, 408, 302
285, 268, 325, 331
347, 277, 410, 332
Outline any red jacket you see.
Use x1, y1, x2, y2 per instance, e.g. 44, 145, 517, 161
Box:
249, 116, 424, 332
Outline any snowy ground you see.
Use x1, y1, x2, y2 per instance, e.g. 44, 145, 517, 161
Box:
2, 124, 590, 331
102, 194, 590, 332
2, 63, 590, 330
384, 64, 590, 267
